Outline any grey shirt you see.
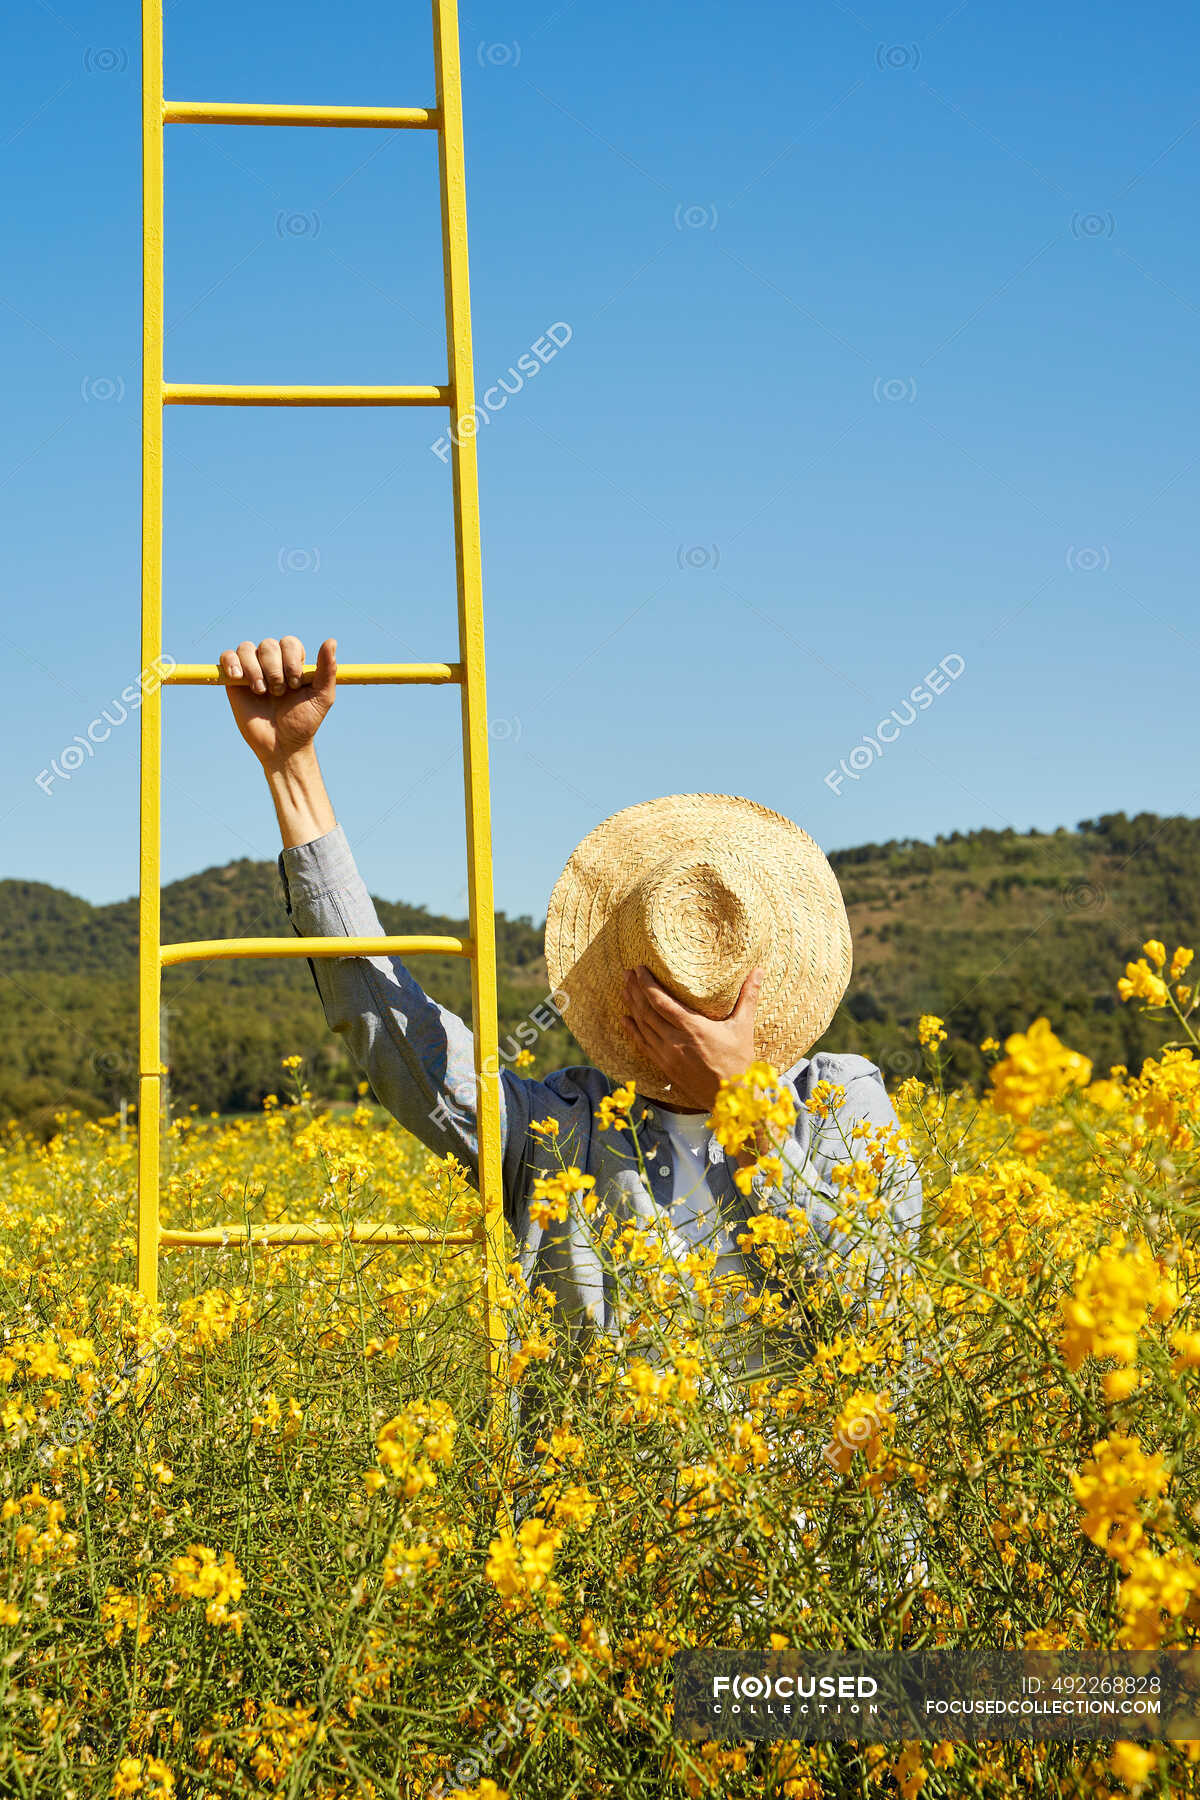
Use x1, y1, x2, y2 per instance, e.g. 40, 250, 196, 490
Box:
278, 825, 923, 1373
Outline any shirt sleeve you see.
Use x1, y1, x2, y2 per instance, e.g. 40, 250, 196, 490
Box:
276, 823, 577, 1227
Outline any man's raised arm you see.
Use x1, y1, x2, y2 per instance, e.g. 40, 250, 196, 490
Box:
220, 633, 535, 1201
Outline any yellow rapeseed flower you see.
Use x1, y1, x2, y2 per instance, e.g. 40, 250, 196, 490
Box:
989, 1018, 1092, 1121
1110, 1741, 1155, 1793
529, 1167, 595, 1227
169, 1544, 245, 1634
596, 1081, 637, 1131
374, 1399, 457, 1499
485, 1517, 563, 1607
1115, 1544, 1200, 1650
1118, 959, 1169, 1007
1061, 1235, 1179, 1373
1070, 1432, 1169, 1560
709, 1062, 796, 1156
112, 1756, 175, 1800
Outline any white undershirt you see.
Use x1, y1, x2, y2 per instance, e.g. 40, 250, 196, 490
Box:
658, 1107, 740, 1270
661, 1107, 713, 1205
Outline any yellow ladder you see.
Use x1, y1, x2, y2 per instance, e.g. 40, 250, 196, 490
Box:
136, 0, 508, 1403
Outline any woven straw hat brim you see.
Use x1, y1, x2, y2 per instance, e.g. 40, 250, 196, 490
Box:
544, 793, 852, 1103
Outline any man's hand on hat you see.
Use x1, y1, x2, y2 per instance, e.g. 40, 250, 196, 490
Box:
621, 964, 765, 1113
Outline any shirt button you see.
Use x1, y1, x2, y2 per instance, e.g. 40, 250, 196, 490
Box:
645, 1108, 655, 1120
659, 1165, 670, 1177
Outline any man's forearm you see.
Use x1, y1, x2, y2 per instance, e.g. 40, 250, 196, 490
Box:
277, 821, 518, 1195
264, 747, 336, 848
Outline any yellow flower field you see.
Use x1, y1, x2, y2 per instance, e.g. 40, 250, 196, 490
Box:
3, 945, 1200, 1798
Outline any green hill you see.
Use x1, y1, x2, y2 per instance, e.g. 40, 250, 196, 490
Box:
1, 810, 1192, 1133
825, 810, 1195, 1087
0, 855, 561, 1137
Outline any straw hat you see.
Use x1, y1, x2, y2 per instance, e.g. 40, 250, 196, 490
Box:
544, 793, 853, 1102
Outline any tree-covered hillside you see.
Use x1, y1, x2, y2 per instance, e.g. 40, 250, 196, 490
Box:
824, 810, 1195, 1087
1, 856, 562, 1136
1, 810, 1191, 1133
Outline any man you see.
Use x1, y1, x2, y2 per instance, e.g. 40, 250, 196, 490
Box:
220, 632, 922, 1386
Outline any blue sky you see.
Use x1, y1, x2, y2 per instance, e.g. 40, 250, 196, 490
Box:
2, 0, 1198, 919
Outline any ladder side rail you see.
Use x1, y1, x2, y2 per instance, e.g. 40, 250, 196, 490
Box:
137, 0, 166, 1309
432, 0, 509, 1402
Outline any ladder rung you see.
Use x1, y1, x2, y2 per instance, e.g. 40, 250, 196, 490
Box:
163, 383, 452, 407
164, 101, 439, 130
160, 935, 473, 968
165, 662, 463, 686
160, 1223, 478, 1248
